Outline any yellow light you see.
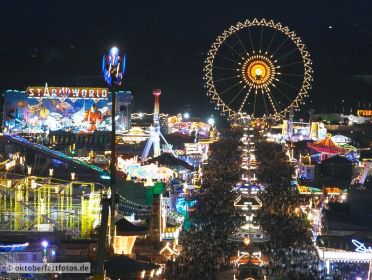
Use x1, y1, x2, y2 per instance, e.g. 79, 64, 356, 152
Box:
243, 237, 251, 246
113, 235, 137, 255
248, 62, 269, 83
307, 212, 313, 221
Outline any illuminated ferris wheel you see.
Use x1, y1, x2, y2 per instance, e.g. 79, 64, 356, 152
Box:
204, 18, 313, 120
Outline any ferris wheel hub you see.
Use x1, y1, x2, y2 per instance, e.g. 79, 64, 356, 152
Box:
242, 55, 276, 89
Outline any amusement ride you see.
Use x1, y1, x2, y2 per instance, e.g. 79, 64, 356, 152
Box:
204, 18, 313, 121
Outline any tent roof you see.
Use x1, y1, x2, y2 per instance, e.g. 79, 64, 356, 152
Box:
146, 153, 194, 170
115, 218, 149, 236
307, 135, 348, 154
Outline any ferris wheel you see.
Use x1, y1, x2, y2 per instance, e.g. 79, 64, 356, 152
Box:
204, 18, 313, 120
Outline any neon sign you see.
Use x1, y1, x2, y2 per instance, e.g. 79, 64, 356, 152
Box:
26, 85, 109, 100
352, 239, 372, 253
357, 110, 372, 117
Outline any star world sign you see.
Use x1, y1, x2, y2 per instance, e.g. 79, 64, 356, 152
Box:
26, 84, 109, 100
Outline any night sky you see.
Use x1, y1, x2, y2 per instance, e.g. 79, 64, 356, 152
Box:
1, 0, 372, 119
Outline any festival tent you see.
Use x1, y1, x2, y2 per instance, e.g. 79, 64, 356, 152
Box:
307, 134, 348, 155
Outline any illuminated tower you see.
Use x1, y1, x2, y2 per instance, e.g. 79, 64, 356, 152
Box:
142, 89, 171, 160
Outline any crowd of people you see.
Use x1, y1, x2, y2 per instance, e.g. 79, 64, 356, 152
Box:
259, 241, 320, 279
165, 128, 322, 279
166, 128, 244, 279
255, 141, 320, 279
332, 262, 369, 280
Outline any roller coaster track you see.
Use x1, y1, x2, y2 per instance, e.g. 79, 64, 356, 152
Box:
4, 134, 110, 178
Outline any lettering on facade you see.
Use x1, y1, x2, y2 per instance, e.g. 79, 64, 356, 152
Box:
26, 86, 109, 100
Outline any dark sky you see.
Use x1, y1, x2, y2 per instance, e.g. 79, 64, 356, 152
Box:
1, 0, 372, 119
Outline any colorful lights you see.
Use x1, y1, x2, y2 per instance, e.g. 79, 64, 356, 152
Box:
102, 47, 126, 86
175, 197, 196, 218
204, 18, 313, 120
3, 89, 124, 134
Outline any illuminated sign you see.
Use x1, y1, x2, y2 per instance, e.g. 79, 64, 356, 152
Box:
3, 90, 127, 134
324, 187, 342, 195
357, 110, 372, 117
352, 239, 372, 253
26, 85, 109, 100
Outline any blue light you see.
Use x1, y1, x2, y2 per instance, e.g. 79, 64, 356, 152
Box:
101, 174, 111, 180
102, 47, 126, 86
175, 197, 196, 217
41, 240, 48, 248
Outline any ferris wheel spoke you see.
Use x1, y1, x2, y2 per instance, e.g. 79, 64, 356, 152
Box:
271, 92, 283, 112
230, 40, 241, 49
272, 36, 290, 56
253, 90, 258, 116
223, 41, 245, 59
215, 52, 241, 64
234, 32, 249, 55
259, 25, 264, 52
278, 72, 304, 77
276, 47, 300, 61
265, 28, 278, 54
261, 89, 269, 116
247, 27, 255, 52
227, 85, 246, 106
213, 66, 239, 71
278, 61, 304, 68
214, 74, 240, 83
238, 87, 252, 112
275, 79, 300, 90
272, 84, 293, 101
266, 90, 281, 113
219, 81, 243, 96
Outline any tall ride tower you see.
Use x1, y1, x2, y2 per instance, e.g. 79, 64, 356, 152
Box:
142, 89, 172, 160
